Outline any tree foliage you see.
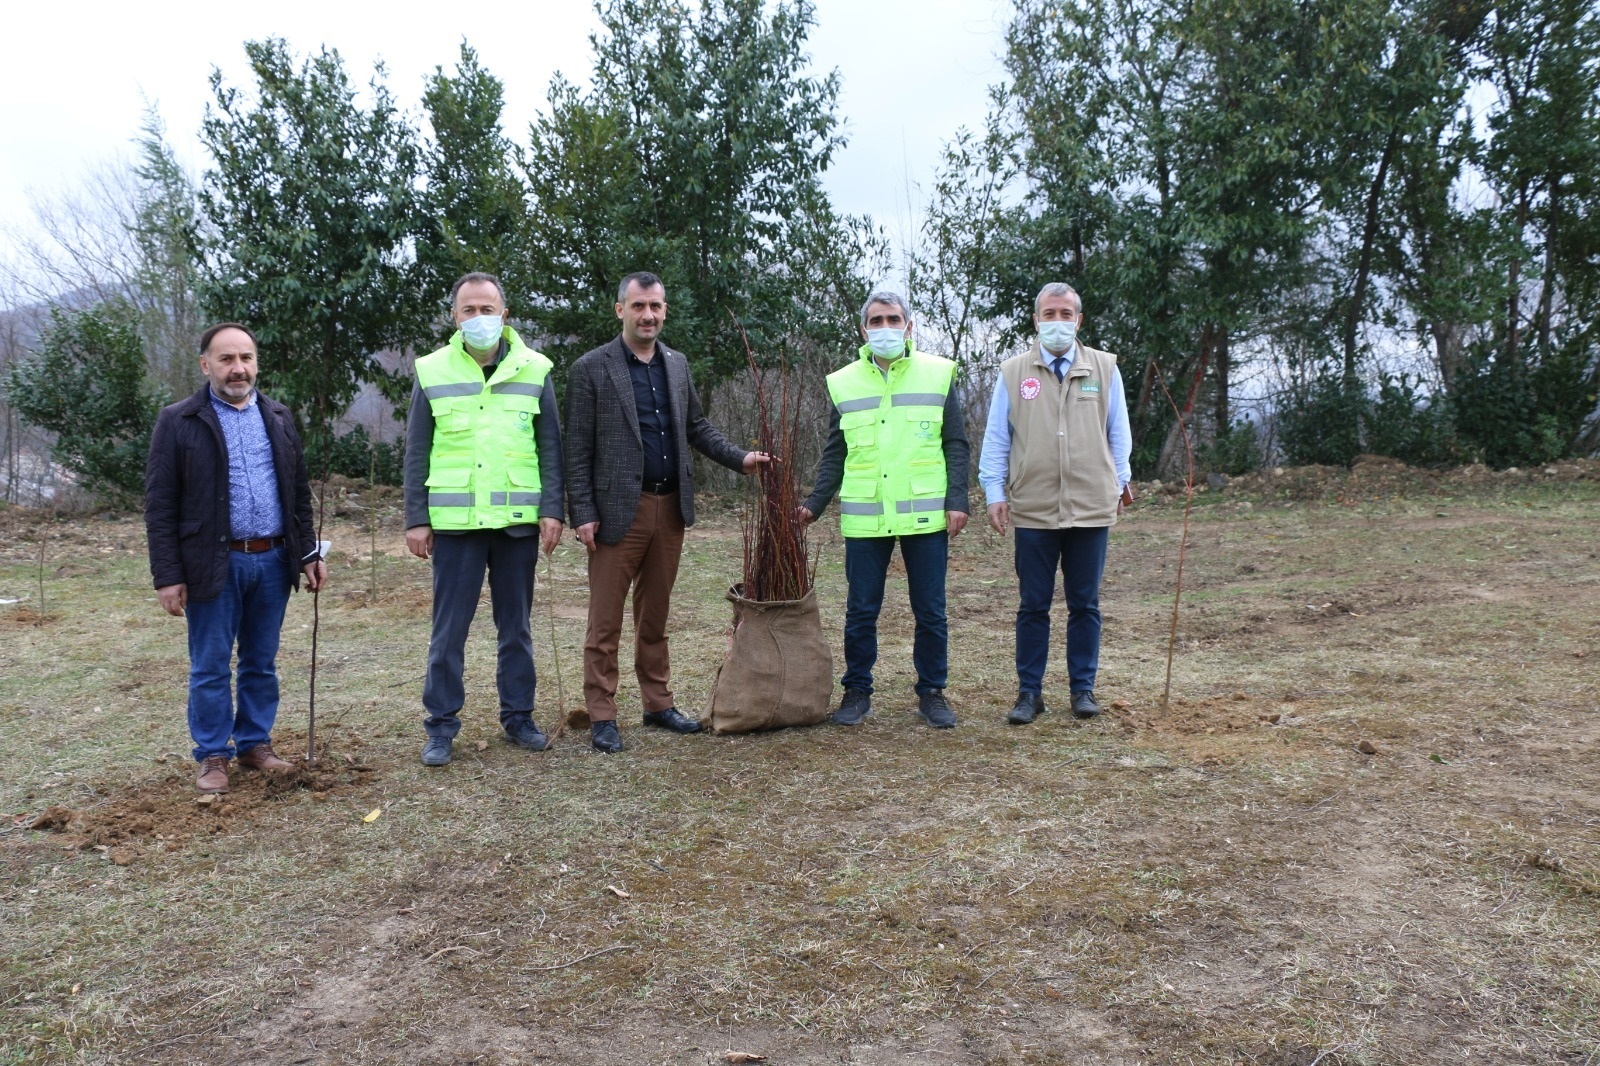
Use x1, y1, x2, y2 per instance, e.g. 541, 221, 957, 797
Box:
3, 303, 164, 504
197, 39, 429, 429
521, 0, 871, 378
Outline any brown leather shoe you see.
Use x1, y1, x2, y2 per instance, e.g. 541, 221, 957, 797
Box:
196, 755, 231, 793
238, 743, 295, 773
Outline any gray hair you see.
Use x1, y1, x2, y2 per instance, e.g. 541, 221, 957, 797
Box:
859, 290, 911, 326
451, 271, 506, 308
618, 271, 666, 303
1034, 282, 1081, 316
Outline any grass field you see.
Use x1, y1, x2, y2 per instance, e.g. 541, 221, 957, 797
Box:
2, 462, 1597, 1065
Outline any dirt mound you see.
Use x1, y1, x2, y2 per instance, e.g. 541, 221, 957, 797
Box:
24, 741, 384, 865
1133, 455, 1600, 506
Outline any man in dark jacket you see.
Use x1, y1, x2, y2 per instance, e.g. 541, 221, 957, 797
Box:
145, 323, 327, 794
564, 271, 769, 753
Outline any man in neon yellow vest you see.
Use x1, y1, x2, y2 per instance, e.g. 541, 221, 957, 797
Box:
800, 291, 970, 728
403, 272, 565, 767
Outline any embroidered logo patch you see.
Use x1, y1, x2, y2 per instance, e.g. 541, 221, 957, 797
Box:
1019, 377, 1042, 400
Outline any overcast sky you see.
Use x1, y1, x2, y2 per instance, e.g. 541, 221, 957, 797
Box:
0, 0, 1012, 284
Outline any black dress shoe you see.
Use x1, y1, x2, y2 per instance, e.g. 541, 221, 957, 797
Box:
641, 707, 702, 734
1071, 690, 1101, 719
591, 720, 624, 753
831, 687, 871, 726
917, 689, 957, 729
1008, 691, 1045, 725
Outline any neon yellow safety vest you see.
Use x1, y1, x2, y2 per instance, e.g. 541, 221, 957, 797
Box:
825, 345, 955, 538
414, 327, 553, 530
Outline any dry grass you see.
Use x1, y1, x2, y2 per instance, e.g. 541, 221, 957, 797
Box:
1, 466, 1597, 1065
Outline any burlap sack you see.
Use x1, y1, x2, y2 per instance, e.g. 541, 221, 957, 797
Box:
705, 584, 834, 734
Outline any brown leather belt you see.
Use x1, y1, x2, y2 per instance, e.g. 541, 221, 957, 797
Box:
229, 536, 285, 553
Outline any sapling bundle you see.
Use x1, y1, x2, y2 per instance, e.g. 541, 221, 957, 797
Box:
705, 343, 832, 733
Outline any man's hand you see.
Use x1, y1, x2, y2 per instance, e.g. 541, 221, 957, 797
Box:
575, 521, 599, 552
796, 505, 815, 525
987, 501, 1010, 535
742, 451, 774, 473
405, 524, 434, 559
157, 583, 187, 616
1119, 483, 1135, 516
947, 511, 968, 538
303, 559, 328, 592
539, 517, 564, 556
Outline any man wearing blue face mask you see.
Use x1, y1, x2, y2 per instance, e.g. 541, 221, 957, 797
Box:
800, 291, 970, 729
979, 282, 1132, 726
403, 272, 565, 766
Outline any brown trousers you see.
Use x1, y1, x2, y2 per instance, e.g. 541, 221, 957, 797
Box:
583, 491, 686, 721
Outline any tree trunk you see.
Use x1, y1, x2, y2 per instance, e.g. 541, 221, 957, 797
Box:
1343, 128, 1398, 389
1213, 326, 1231, 433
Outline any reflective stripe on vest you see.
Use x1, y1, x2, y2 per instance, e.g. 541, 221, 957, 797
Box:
825, 348, 955, 538
415, 328, 553, 530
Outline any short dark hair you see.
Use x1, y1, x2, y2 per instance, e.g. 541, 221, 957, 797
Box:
451, 271, 507, 307
199, 322, 257, 356
617, 271, 665, 302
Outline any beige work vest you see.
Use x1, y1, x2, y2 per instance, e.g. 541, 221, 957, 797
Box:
998, 342, 1120, 529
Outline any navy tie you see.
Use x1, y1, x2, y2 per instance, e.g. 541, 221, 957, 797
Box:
1052, 356, 1066, 382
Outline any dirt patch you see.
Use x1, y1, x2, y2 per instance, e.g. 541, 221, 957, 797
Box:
22, 739, 385, 865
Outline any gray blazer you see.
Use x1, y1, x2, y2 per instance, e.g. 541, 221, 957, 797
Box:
565, 335, 748, 545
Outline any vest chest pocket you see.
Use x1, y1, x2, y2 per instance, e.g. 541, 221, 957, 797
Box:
839, 408, 877, 449
903, 406, 943, 442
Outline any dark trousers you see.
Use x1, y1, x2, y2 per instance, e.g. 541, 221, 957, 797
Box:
583, 491, 686, 722
842, 531, 949, 696
423, 529, 539, 738
1014, 525, 1110, 695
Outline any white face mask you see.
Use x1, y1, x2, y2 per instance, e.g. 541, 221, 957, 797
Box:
1038, 319, 1077, 354
460, 313, 503, 351
865, 327, 908, 359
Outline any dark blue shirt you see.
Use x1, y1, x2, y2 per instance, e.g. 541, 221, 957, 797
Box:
209, 390, 284, 540
627, 346, 677, 484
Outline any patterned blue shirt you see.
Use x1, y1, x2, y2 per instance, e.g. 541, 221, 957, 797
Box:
209, 390, 284, 540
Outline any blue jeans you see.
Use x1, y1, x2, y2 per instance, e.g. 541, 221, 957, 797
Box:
1014, 526, 1109, 695
842, 531, 948, 696
185, 546, 293, 762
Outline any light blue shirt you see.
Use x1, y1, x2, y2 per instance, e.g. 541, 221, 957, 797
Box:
209, 390, 284, 540
977, 344, 1132, 505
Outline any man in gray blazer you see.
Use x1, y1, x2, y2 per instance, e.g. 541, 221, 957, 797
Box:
565, 271, 770, 753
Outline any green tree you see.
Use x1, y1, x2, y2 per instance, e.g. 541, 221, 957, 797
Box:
521, 0, 867, 379
197, 39, 429, 431
417, 43, 534, 332
3, 303, 164, 504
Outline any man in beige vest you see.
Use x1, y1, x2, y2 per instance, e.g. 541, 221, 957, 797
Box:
978, 283, 1132, 724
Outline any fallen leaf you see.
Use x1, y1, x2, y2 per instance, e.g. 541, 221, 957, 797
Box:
1110, 699, 1129, 711
363, 808, 383, 823
1356, 740, 1379, 755
475, 739, 489, 752
70, 984, 80, 995
108, 848, 135, 866
1259, 713, 1281, 724
724, 1053, 767, 1064
605, 884, 631, 899
1429, 753, 1445, 764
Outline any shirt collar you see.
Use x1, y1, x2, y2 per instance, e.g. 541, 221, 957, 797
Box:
209, 388, 258, 411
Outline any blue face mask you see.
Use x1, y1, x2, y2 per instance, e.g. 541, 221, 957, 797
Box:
1038, 319, 1077, 354
460, 313, 503, 351
866, 327, 908, 359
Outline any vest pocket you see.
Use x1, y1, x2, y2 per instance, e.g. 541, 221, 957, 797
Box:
839, 409, 877, 448
425, 467, 473, 512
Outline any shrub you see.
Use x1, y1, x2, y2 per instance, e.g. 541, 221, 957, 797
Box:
3, 303, 165, 505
